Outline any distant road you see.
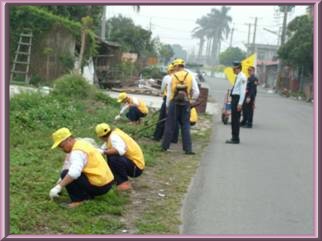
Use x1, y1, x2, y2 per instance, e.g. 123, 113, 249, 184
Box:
182, 76, 314, 235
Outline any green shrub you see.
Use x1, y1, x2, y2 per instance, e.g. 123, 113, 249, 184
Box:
141, 65, 164, 79
30, 75, 43, 86
51, 74, 95, 99
95, 91, 118, 107
58, 54, 75, 72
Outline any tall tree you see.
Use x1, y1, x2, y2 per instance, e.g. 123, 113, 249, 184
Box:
219, 47, 246, 66
159, 44, 174, 65
40, 6, 104, 34
209, 6, 232, 65
107, 15, 156, 57
192, 16, 207, 60
278, 14, 313, 89
193, 7, 232, 65
77, 16, 94, 74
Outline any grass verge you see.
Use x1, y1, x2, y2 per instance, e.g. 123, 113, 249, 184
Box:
10, 74, 213, 234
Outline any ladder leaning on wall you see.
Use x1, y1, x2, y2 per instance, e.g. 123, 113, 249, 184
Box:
10, 28, 33, 83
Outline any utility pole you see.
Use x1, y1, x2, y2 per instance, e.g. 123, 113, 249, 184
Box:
277, 26, 282, 45
101, 6, 106, 40
245, 23, 252, 54
247, 23, 251, 46
263, 27, 282, 47
229, 26, 235, 47
252, 17, 258, 53
281, 6, 288, 45
149, 17, 152, 31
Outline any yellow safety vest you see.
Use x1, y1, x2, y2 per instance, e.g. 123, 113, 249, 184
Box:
72, 140, 114, 186
190, 107, 198, 124
107, 128, 145, 170
170, 70, 193, 101
129, 97, 149, 114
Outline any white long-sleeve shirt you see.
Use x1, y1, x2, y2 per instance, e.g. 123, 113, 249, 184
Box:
231, 71, 247, 105
161, 74, 172, 95
119, 97, 139, 115
63, 151, 87, 179
99, 133, 126, 156
166, 72, 200, 107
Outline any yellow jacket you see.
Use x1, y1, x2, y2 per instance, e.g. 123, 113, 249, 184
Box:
129, 97, 149, 114
72, 140, 114, 186
190, 107, 198, 124
170, 70, 193, 101
107, 128, 145, 170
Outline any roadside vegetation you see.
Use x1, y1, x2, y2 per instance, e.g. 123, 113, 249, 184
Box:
10, 74, 213, 234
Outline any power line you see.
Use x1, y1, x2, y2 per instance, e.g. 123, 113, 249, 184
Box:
152, 24, 194, 33
136, 14, 197, 22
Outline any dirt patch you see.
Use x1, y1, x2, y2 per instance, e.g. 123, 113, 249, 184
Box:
119, 115, 213, 234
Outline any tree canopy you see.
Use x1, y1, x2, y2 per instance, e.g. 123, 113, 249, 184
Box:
106, 15, 156, 57
158, 44, 174, 65
278, 15, 313, 75
219, 47, 246, 66
192, 6, 232, 65
39, 6, 104, 34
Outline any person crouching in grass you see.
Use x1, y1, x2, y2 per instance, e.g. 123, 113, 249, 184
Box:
95, 123, 145, 191
49, 127, 114, 208
114, 92, 149, 125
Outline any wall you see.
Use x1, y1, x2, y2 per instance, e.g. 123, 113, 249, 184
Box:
30, 24, 76, 84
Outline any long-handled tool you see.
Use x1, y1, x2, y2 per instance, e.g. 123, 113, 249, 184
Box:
132, 117, 167, 139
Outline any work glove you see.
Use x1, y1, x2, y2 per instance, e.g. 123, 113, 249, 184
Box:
114, 115, 121, 121
49, 184, 62, 200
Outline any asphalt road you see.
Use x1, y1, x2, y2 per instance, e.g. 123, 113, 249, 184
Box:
181, 76, 314, 235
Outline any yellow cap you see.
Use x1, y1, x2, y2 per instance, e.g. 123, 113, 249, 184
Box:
95, 123, 111, 137
172, 58, 185, 66
167, 64, 174, 72
51, 127, 72, 149
117, 92, 128, 103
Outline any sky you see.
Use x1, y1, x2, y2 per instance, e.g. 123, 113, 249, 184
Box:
105, 5, 308, 55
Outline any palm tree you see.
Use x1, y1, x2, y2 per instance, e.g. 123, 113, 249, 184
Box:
192, 16, 207, 61
192, 6, 232, 66
209, 6, 232, 65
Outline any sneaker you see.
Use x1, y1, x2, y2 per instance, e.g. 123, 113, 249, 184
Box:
185, 151, 196, 155
225, 139, 240, 144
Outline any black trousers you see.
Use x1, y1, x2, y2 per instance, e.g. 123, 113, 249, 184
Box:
162, 101, 192, 152
231, 95, 241, 141
153, 96, 167, 140
153, 96, 179, 142
126, 106, 146, 122
241, 97, 255, 126
107, 155, 143, 185
61, 170, 112, 202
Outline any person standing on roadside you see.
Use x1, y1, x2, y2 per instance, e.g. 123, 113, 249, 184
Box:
226, 61, 247, 144
240, 66, 259, 128
161, 58, 200, 154
153, 63, 175, 141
